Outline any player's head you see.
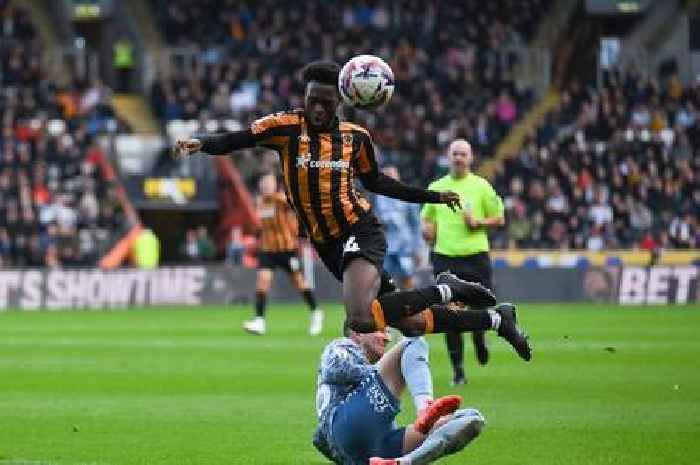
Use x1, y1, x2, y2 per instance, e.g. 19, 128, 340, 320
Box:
258, 172, 277, 195
447, 139, 473, 176
302, 61, 341, 131
344, 320, 392, 363
382, 165, 400, 181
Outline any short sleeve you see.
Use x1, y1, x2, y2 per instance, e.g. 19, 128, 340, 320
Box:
482, 181, 504, 218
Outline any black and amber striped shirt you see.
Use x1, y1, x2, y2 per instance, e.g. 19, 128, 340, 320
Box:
257, 192, 298, 253
250, 110, 377, 243
198, 109, 441, 244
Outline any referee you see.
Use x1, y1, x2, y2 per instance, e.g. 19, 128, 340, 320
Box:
421, 139, 505, 385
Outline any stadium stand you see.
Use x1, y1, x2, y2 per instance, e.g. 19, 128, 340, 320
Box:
149, 0, 550, 186
0, 4, 131, 268
492, 68, 699, 251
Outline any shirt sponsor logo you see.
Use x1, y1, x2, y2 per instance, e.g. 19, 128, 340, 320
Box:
296, 156, 350, 170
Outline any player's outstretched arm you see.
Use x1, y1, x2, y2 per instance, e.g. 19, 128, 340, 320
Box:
172, 130, 258, 159
361, 172, 461, 211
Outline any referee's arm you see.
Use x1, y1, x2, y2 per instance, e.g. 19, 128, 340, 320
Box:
421, 201, 437, 245
464, 182, 505, 229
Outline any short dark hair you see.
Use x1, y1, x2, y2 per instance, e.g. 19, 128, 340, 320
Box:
301, 60, 340, 87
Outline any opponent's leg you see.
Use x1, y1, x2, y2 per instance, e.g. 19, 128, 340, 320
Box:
371, 409, 486, 465
243, 268, 272, 335
289, 270, 323, 335
377, 337, 433, 412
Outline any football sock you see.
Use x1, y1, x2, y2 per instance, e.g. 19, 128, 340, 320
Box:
255, 291, 266, 318
487, 309, 501, 330
445, 331, 464, 376
302, 289, 318, 310
402, 409, 485, 465
423, 306, 492, 334
371, 286, 450, 330
400, 337, 433, 412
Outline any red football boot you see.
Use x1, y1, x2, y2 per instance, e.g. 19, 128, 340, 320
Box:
369, 458, 399, 465
414, 394, 462, 434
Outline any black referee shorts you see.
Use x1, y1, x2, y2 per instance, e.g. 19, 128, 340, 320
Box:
431, 251, 493, 291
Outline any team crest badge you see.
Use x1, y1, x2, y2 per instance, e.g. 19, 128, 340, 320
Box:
342, 133, 353, 146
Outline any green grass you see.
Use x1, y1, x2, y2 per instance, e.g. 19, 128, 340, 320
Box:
1, 303, 699, 465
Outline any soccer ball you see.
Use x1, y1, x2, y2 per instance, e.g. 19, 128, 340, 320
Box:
338, 55, 395, 110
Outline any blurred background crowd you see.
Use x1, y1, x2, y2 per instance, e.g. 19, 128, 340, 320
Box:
1, 3, 129, 267
0, 0, 698, 269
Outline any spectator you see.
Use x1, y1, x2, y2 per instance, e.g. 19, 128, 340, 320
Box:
196, 225, 216, 259
180, 228, 200, 261
506, 201, 532, 249
495, 67, 699, 250
669, 213, 695, 248
151, 0, 548, 186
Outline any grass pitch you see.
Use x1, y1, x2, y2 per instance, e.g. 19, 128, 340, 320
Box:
0, 303, 699, 465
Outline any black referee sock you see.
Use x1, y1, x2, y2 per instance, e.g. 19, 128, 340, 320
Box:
302, 289, 317, 311
428, 305, 492, 333
372, 286, 444, 328
255, 291, 267, 318
445, 331, 465, 373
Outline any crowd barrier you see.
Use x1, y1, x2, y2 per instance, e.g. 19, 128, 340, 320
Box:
0, 264, 696, 310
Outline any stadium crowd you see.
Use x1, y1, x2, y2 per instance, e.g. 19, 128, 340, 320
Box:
0, 4, 129, 268
493, 69, 699, 250
150, 0, 548, 185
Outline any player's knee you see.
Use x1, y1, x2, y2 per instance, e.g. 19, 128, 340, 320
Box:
397, 326, 423, 337
394, 318, 425, 337
345, 315, 377, 334
405, 336, 429, 356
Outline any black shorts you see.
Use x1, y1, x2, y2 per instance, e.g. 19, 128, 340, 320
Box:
431, 251, 493, 291
257, 250, 302, 274
313, 215, 395, 293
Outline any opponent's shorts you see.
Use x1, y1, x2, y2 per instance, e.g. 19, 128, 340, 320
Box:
384, 253, 415, 281
431, 251, 493, 290
257, 250, 302, 274
328, 371, 405, 465
312, 215, 396, 294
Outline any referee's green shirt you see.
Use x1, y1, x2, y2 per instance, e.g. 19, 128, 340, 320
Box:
421, 173, 504, 256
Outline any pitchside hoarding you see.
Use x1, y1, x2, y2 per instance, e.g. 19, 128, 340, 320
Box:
618, 266, 698, 304
0, 266, 696, 310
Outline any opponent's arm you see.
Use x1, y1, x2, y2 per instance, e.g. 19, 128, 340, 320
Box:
319, 342, 373, 385
173, 130, 258, 159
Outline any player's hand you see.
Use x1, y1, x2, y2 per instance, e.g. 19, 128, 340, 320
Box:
173, 138, 202, 160
439, 191, 461, 212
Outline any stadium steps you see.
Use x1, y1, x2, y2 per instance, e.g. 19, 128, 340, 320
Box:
478, 89, 560, 180
123, 0, 165, 52
111, 94, 160, 134
21, 0, 70, 83
531, 0, 580, 49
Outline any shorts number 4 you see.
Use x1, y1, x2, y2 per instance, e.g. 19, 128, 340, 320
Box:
343, 236, 360, 253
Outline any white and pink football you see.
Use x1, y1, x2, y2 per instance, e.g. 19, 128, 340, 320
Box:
338, 55, 395, 110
